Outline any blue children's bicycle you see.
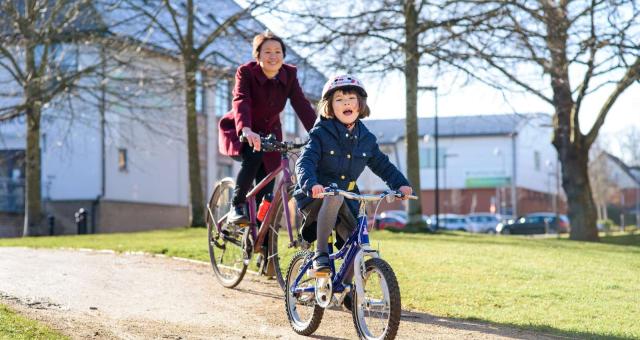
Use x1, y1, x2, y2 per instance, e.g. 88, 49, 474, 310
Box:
284, 187, 416, 340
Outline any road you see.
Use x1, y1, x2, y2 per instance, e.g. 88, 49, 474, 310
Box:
0, 247, 564, 339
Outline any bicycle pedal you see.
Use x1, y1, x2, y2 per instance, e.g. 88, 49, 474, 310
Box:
308, 268, 331, 278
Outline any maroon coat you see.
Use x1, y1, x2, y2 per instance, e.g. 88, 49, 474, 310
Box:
219, 61, 317, 172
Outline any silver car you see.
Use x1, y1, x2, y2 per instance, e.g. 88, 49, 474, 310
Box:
466, 213, 503, 233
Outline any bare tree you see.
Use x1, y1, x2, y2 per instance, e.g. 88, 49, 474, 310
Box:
589, 143, 617, 221
123, 0, 269, 227
273, 0, 490, 229
619, 126, 640, 166
442, 0, 640, 241
0, 0, 112, 235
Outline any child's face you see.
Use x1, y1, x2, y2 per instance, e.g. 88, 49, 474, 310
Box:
257, 40, 284, 76
331, 90, 359, 126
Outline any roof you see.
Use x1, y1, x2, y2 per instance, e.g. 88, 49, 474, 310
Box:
364, 113, 547, 144
604, 152, 640, 186
1, 1, 326, 99
96, 0, 326, 98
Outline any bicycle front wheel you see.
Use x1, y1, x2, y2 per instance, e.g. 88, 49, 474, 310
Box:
205, 178, 248, 288
352, 258, 401, 340
268, 190, 301, 291
285, 251, 324, 336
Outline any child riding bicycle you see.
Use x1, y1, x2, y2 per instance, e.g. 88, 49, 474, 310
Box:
293, 74, 413, 288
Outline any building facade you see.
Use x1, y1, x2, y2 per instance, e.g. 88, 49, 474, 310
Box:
0, 1, 325, 237
358, 114, 566, 217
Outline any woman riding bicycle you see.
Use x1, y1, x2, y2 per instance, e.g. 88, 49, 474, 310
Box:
218, 31, 317, 224
294, 74, 413, 276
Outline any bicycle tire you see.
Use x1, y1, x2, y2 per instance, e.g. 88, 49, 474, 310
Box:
284, 251, 324, 336
267, 186, 300, 291
351, 258, 401, 340
205, 178, 248, 288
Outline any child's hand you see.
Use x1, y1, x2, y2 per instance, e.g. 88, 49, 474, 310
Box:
311, 184, 325, 198
398, 186, 413, 200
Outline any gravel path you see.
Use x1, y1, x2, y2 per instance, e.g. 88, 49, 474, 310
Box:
0, 247, 567, 339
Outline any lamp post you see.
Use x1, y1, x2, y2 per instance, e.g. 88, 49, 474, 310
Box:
442, 152, 458, 228
494, 148, 505, 214
418, 86, 439, 229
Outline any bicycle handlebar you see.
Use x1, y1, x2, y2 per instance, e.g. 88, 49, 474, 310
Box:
240, 134, 307, 153
317, 187, 418, 202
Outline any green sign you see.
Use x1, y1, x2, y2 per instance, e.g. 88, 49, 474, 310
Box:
465, 177, 511, 188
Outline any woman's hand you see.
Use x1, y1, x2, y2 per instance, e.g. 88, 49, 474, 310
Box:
311, 184, 325, 198
398, 186, 413, 200
242, 127, 261, 152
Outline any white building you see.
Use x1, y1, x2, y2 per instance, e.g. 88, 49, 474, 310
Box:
359, 113, 565, 216
0, 1, 325, 236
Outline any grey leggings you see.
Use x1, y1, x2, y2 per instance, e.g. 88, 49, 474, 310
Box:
316, 195, 353, 283
316, 195, 346, 253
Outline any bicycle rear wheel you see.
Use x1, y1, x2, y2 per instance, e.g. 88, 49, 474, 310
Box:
267, 188, 301, 290
351, 258, 401, 340
205, 178, 248, 288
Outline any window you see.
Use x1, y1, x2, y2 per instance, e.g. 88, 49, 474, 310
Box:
214, 78, 230, 117
534, 151, 541, 171
419, 147, 445, 169
217, 163, 232, 179
284, 102, 297, 134
118, 149, 127, 172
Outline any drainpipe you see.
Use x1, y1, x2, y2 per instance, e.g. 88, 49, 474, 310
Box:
392, 138, 402, 173
92, 45, 107, 233
510, 133, 517, 216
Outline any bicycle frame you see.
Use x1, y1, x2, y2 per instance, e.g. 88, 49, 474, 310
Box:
214, 150, 297, 254
290, 199, 378, 296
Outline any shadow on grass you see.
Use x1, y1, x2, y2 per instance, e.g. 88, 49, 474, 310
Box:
400, 309, 633, 340
599, 233, 640, 247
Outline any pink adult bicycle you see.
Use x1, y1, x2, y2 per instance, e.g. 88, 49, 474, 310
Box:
205, 135, 307, 290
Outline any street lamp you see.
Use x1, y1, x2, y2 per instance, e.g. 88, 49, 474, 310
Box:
494, 148, 505, 214
418, 86, 439, 229
442, 153, 458, 224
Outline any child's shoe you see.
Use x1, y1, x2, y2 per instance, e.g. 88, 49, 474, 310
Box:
312, 251, 330, 272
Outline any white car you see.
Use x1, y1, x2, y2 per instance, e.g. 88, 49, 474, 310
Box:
431, 214, 469, 231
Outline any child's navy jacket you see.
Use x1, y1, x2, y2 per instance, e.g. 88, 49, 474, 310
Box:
294, 117, 410, 216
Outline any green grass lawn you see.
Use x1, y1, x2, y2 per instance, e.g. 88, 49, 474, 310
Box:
0, 304, 67, 339
1, 228, 639, 339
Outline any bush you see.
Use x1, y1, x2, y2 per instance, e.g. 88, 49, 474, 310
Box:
597, 219, 615, 232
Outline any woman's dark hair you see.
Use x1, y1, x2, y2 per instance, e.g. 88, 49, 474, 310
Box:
318, 86, 370, 119
252, 31, 286, 59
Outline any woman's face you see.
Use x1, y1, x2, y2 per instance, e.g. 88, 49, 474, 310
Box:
331, 90, 359, 126
257, 40, 284, 76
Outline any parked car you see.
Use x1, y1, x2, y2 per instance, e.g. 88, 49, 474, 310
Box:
373, 210, 432, 231
375, 215, 407, 230
466, 213, 502, 233
431, 214, 469, 231
496, 213, 570, 235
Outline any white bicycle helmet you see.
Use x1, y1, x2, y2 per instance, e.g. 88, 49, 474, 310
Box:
321, 74, 368, 99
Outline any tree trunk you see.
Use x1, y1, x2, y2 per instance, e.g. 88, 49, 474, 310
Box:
557, 141, 599, 241
22, 37, 44, 236
403, 0, 425, 228
184, 55, 205, 227
23, 105, 43, 236
183, 0, 204, 227
545, 3, 599, 242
